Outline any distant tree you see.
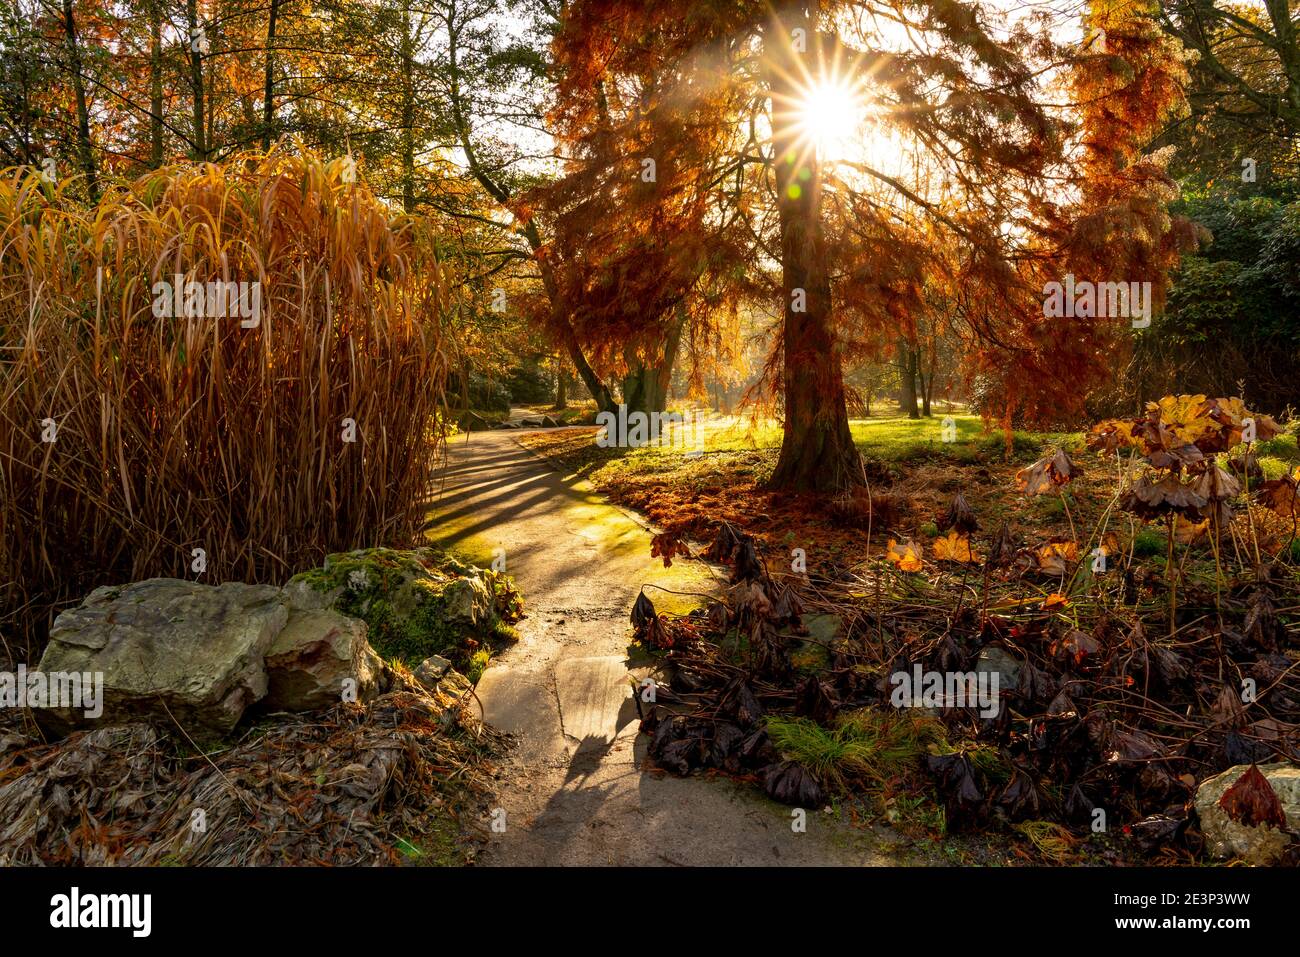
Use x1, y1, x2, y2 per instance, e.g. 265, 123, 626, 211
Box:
1157, 0, 1300, 189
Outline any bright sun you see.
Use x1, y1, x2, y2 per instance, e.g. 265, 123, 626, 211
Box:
798, 77, 866, 160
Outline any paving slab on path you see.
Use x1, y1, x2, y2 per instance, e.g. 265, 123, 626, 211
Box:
425, 427, 896, 866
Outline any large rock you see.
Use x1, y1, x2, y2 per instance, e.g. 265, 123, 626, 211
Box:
1195, 762, 1300, 864
263, 607, 389, 712
36, 579, 287, 736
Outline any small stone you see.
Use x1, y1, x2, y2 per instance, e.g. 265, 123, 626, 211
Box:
414, 655, 453, 690
438, 670, 473, 699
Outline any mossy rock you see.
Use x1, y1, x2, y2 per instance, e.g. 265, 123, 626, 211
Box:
286, 547, 522, 669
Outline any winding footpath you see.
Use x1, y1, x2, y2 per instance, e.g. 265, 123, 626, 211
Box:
424, 424, 894, 866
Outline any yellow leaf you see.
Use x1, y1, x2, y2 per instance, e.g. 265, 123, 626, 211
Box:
1147, 394, 1217, 446
886, 538, 923, 572
1173, 515, 1209, 545
1086, 419, 1140, 452
932, 531, 982, 563
1035, 540, 1078, 575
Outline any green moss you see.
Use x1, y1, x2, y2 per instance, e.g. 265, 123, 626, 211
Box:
790, 638, 830, 674
358, 592, 461, 665
394, 809, 471, 867
489, 620, 519, 644
1132, 528, 1164, 558
288, 547, 523, 669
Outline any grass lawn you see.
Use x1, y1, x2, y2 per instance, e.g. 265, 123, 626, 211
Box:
517, 410, 1300, 576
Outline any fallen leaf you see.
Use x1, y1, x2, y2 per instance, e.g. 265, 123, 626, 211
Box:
932, 530, 983, 563
1218, 764, 1286, 830
938, 492, 979, 534
886, 538, 923, 572
1173, 514, 1210, 544
1035, 540, 1079, 575
1015, 448, 1077, 495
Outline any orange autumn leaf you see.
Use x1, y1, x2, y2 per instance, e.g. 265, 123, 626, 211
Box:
1015, 449, 1077, 495
932, 530, 982, 563
1035, 540, 1079, 575
650, 532, 691, 567
886, 538, 923, 572
1173, 515, 1210, 545
1086, 418, 1141, 452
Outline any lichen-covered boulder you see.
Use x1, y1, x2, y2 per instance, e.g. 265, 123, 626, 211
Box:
263, 606, 390, 712
284, 547, 517, 666
1195, 762, 1300, 864
35, 579, 286, 736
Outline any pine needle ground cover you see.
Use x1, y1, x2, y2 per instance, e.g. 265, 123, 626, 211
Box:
0, 673, 503, 866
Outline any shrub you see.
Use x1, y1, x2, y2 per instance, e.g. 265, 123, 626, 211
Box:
0, 149, 451, 654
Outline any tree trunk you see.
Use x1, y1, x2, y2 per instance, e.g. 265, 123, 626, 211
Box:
186, 0, 206, 159
60, 0, 98, 200
908, 346, 921, 419
898, 339, 920, 419
554, 361, 568, 410
443, 26, 611, 419
920, 337, 936, 416
621, 310, 684, 416
763, 5, 863, 492
558, 316, 615, 412
261, 0, 279, 150
399, 4, 416, 212
527, 224, 616, 414
149, 2, 163, 166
